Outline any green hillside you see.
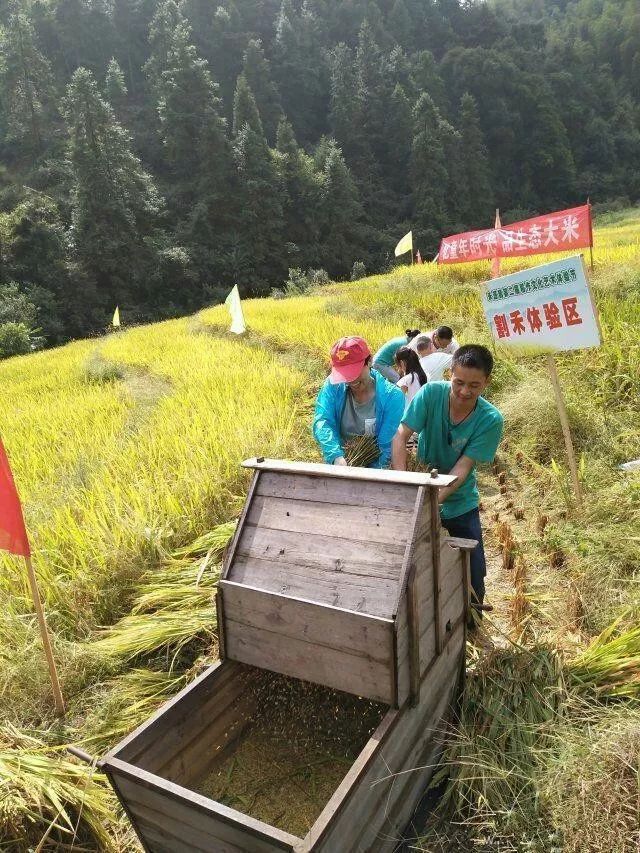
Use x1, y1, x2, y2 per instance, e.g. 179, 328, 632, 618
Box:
0, 209, 638, 850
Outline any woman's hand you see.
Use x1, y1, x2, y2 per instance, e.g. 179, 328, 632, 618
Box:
333, 456, 348, 466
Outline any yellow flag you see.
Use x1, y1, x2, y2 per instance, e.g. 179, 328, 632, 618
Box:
224, 285, 246, 334
394, 230, 413, 257
112, 306, 120, 327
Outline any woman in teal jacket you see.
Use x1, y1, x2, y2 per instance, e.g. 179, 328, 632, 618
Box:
313, 336, 405, 469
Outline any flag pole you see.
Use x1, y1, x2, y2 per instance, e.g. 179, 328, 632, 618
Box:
24, 555, 65, 715
587, 198, 594, 272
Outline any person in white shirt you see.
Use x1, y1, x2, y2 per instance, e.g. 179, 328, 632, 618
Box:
394, 347, 428, 407
409, 325, 460, 357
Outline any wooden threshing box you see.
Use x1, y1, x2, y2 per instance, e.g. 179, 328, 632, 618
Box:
101, 459, 473, 852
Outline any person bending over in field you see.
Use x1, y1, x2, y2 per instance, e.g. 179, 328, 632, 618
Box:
371, 328, 421, 383
391, 344, 503, 613
410, 325, 460, 357
394, 346, 428, 407
313, 336, 405, 469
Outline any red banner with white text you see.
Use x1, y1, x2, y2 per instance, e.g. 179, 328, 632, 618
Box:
437, 204, 592, 265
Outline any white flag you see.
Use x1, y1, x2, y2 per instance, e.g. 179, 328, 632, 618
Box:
224, 285, 246, 334
394, 230, 413, 257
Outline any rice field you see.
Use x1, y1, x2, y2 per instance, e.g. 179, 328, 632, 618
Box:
0, 208, 638, 850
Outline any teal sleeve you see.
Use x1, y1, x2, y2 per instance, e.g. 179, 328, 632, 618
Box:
374, 385, 405, 468
464, 413, 504, 463
312, 381, 344, 464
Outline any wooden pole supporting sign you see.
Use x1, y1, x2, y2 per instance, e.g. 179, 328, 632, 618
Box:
546, 354, 583, 511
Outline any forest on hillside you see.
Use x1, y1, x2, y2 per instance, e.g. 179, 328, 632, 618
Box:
0, 0, 639, 346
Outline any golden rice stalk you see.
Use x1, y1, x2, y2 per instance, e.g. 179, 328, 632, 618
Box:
0, 724, 114, 850
343, 434, 380, 467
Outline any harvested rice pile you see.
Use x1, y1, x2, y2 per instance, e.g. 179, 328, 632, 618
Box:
196, 669, 386, 837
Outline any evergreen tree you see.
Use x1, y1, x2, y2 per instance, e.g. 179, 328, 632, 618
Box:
63, 68, 167, 314
317, 141, 364, 277
144, 0, 185, 99
273, 0, 326, 145
232, 74, 264, 138
410, 93, 449, 246
385, 83, 413, 203
328, 43, 364, 165
0, 6, 54, 150
458, 92, 492, 226
105, 58, 128, 114
233, 120, 286, 292
241, 39, 282, 144
276, 117, 322, 268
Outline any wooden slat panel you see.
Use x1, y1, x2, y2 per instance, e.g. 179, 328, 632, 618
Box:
113, 774, 292, 853
105, 661, 244, 769
107, 759, 300, 852
230, 554, 398, 618
246, 495, 411, 546
221, 581, 394, 704
221, 581, 392, 658
439, 540, 466, 650
222, 471, 260, 580
242, 457, 456, 488
237, 524, 405, 580
305, 628, 464, 852
255, 471, 418, 510
123, 667, 254, 786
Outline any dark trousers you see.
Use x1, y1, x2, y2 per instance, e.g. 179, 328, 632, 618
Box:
442, 507, 486, 606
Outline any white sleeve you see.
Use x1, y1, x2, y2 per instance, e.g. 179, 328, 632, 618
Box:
396, 375, 410, 389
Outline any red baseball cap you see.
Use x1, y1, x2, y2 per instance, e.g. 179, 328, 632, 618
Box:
329, 336, 371, 384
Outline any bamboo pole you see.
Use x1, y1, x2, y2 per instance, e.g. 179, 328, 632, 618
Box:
546, 355, 583, 511
24, 555, 65, 715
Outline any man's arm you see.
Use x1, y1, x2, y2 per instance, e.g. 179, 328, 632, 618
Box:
391, 423, 414, 470
438, 454, 474, 503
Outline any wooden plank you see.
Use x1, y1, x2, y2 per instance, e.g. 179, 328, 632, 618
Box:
220, 581, 393, 660
222, 470, 260, 580
216, 588, 226, 659
430, 490, 443, 655
224, 623, 393, 705
246, 494, 411, 546
438, 539, 466, 652
221, 581, 394, 705
255, 470, 418, 511
242, 457, 457, 488
444, 535, 478, 551
236, 524, 405, 579
106, 758, 301, 851
103, 661, 241, 766
122, 667, 251, 775
112, 772, 295, 853
230, 553, 398, 618
395, 487, 428, 707
305, 628, 464, 852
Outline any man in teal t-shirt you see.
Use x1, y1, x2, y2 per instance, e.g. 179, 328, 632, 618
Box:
392, 344, 503, 611
372, 329, 420, 383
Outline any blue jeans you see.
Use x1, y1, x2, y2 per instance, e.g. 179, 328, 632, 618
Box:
442, 507, 486, 606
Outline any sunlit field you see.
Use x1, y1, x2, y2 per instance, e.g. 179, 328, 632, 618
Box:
0, 209, 638, 851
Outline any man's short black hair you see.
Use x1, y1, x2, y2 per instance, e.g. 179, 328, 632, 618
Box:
452, 344, 494, 376
435, 325, 453, 341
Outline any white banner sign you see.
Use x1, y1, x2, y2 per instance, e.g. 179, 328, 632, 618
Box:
481, 255, 601, 352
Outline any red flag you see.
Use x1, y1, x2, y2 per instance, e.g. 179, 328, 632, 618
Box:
0, 437, 30, 557
490, 209, 501, 279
